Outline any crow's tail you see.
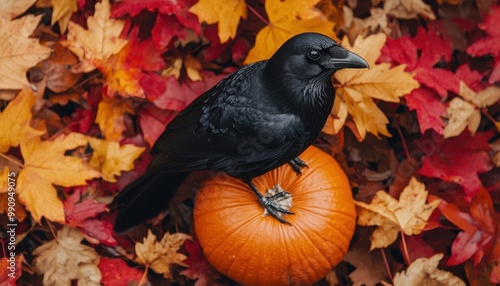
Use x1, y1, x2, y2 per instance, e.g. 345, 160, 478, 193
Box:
113, 171, 189, 232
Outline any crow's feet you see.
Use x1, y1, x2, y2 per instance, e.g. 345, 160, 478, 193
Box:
246, 181, 294, 225
289, 157, 308, 175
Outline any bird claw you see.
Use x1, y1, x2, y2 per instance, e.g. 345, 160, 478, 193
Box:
289, 157, 309, 175
246, 181, 294, 225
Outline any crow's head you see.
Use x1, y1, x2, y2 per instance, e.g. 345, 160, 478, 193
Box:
265, 32, 368, 82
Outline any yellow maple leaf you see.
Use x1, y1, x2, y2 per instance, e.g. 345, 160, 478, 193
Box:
381, 254, 466, 286
354, 177, 440, 250
0, 89, 45, 153
326, 34, 419, 139
62, 0, 127, 72
88, 137, 145, 182
0, 14, 51, 89
444, 81, 500, 138
17, 133, 101, 222
50, 0, 77, 33
33, 227, 101, 285
189, 0, 247, 43
0, 0, 36, 19
135, 230, 191, 279
95, 96, 135, 141
244, 0, 337, 64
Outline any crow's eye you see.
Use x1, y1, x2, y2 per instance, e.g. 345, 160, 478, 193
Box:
307, 50, 321, 61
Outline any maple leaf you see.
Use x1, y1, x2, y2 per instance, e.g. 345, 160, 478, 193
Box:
444, 81, 500, 138
343, 246, 388, 286
135, 229, 191, 279
244, 0, 336, 64
95, 96, 135, 141
63, 189, 118, 246
33, 226, 101, 285
418, 131, 493, 201
327, 34, 419, 138
355, 177, 440, 249
466, 6, 500, 83
62, 0, 128, 73
0, 0, 36, 19
0, 167, 27, 221
51, 0, 77, 33
98, 258, 144, 285
17, 133, 101, 222
0, 89, 45, 153
406, 88, 446, 134
381, 254, 466, 286
88, 137, 145, 182
0, 14, 51, 90
112, 0, 201, 49
384, 0, 435, 20
180, 240, 221, 286
138, 102, 177, 147
189, 0, 247, 43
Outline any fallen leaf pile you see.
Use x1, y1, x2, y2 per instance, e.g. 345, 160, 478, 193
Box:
0, 0, 499, 285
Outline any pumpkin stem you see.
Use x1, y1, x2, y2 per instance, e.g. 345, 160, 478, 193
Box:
245, 181, 294, 225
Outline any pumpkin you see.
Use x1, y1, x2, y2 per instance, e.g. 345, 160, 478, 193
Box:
194, 146, 356, 286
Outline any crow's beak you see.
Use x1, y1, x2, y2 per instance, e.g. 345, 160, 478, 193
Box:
327, 47, 369, 69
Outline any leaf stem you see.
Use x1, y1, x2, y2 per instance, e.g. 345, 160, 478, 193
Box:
246, 4, 270, 25
0, 153, 25, 168
380, 248, 393, 283
396, 123, 412, 163
400, 230, 411, 265
139, 265, 149, 286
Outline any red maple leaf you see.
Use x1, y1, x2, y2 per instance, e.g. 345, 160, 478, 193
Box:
432, 189, 497, 267
64, 190, 118, 246
111, 0, 201, 49
418, 131, 494, 201
180, 240, 221, 286
98, 258, 144, 285
466, 6, 500, 83
455, 64, 487, 92
405, 88, 446, 134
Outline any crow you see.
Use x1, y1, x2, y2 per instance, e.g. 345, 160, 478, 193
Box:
113, 32, 368, 232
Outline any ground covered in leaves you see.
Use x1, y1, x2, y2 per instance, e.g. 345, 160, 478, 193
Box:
0, 0, 499, 285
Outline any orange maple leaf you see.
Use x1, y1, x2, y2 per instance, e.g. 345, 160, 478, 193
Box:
244, 0, 337, 64
95, 96, 135, 141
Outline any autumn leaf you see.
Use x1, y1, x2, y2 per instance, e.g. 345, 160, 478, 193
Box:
384, 0, 436, 20
419, 132, 493, 201
382, 254, 466, 286
244, 0, 336, 64
0, 0, 36, 19
51, 0, 77, 33
406, 88, 446, 134
95, 96, 135, 141
0, 89, 45, 153
33, 226, 101, 285
444, 81, 500, 138
62, 0, 127, 73
135, 229, 191, 279
17, 133, 101, 222
189, 0, 247, 43
180, 240, 221, 286
0, 255, 22, 285
343, 246, 388, 286
327, 34, 419, 138
466, 6, 500, 83
355, 177, 440, 249
88, 137, 145, 182
98, 258, 144, 285
0, 14, 51, 90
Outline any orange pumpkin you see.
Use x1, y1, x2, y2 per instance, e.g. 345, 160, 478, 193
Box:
194, 146, 356, 286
